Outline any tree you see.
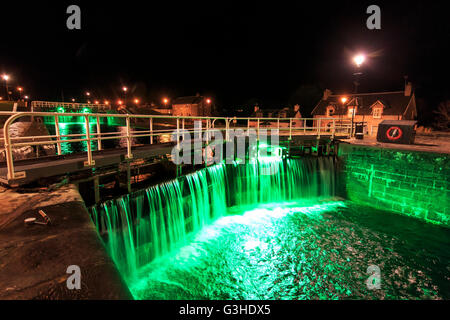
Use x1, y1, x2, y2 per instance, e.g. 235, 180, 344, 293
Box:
433, 100, 450, 131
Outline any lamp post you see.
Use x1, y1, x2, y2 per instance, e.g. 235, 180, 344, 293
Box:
2, 75, 10, 101
351, 54, 365, 136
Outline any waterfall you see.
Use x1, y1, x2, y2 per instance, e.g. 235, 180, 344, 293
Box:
90, 157, 336, 281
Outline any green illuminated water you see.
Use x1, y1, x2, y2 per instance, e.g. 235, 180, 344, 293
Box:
91, 157, 450, 300
129, 201, 450, 300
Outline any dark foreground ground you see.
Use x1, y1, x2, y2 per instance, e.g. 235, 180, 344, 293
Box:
0, 192, 131, 299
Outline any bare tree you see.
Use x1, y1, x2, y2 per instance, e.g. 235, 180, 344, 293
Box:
433, 100, 450, 131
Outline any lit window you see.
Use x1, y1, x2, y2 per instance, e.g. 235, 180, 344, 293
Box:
373, 108, 382, 119
348, 107, 356, 118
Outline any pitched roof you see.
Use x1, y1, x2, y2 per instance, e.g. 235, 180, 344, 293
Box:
172, 96, 204, 105
312, 91, 413, 116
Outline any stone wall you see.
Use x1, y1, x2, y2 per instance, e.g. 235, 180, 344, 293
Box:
338, 143, 450, 227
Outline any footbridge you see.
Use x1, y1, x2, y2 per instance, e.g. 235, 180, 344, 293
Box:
0, 112, 352, 196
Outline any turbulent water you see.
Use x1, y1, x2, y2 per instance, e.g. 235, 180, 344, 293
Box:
90, 156, 450, 300
129, 201, 450, 300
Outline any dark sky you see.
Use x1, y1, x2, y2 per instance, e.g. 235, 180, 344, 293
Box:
1, 0, 449, 117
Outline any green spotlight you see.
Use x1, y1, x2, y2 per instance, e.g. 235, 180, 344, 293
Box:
56, 106, 65, 113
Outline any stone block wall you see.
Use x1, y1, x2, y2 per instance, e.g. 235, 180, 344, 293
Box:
338, 143, 450, 227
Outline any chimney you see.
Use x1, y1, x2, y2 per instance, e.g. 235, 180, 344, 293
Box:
323, 89, 332, 101
404, 82, 412, 96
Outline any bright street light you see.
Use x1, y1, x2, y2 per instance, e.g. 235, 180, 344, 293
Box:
206, 98, 211, 104
162, 97, 169, 105
2, 75, 10, 100
134, 98, 140, 104
341, 97, 348, 103
353, 54, 366, 68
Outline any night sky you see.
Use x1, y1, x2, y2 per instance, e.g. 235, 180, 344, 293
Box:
1, 0, 449, 122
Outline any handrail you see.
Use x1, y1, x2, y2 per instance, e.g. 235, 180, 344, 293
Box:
1, 112, 352, 180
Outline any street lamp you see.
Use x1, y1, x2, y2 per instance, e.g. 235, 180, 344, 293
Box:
17, 87, 23, 101
353, 54, 365, 68
351, 54, 366, 137
122, 86, 128, 105
2, 75, 10, 101
352, 54, 365, 93
162, 97, 169, 105
134, 98, 140, 104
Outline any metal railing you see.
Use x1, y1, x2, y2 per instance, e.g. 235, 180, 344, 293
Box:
31, 101, 110, 111
1, 112, 352, 180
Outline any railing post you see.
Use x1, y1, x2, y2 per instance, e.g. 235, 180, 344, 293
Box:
247, 118, 250, 131
54, 115, 62, 155
289, 118, 292, 140
176, 118, 180, 145
126, 116, 133, 159
4, 120, 15, 180
304, 119, 307, 134
84, 115, 94, 166
150, 118, 153, 144
257, 118, 260, 140
332, 119, 336, 139
96, 116, 102, 151
317, 118, 321, 138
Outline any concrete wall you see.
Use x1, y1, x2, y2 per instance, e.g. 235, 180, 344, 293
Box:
338, 143, 450, 227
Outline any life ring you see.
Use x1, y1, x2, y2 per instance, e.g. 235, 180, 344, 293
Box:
386, 126, 403, 141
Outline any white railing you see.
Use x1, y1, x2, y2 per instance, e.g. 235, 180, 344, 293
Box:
0, 112, 352, 180
31, 101, 110, 111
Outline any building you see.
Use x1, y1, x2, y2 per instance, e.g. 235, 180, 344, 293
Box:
171, 95, 212, 116
311, 82, 417, 136
251, 104, 302, 127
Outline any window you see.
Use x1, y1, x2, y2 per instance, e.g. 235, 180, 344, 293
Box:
348, 107, 356, 118
373, 108, 382, 119
326, 106, 335, 117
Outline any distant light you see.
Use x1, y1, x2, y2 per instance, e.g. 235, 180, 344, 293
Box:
86, 92, 91, 96
353, 54, 366, 67
94, 100, 99, 104
163, 98, 169, 104
2, 75, 9, 81
82, 107, 91, 113
341, 97, 348, 103
0, 97, 3, 100
71, 98, 75, 102
122, 86, 128, 92
134, 98, 140, 104
104, 100, 109, 105
117, 100, 123, 105
24, 95, 29, 99
57, 106, 65, 113
17, 87, 23, 92
206, 98, 211, 104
